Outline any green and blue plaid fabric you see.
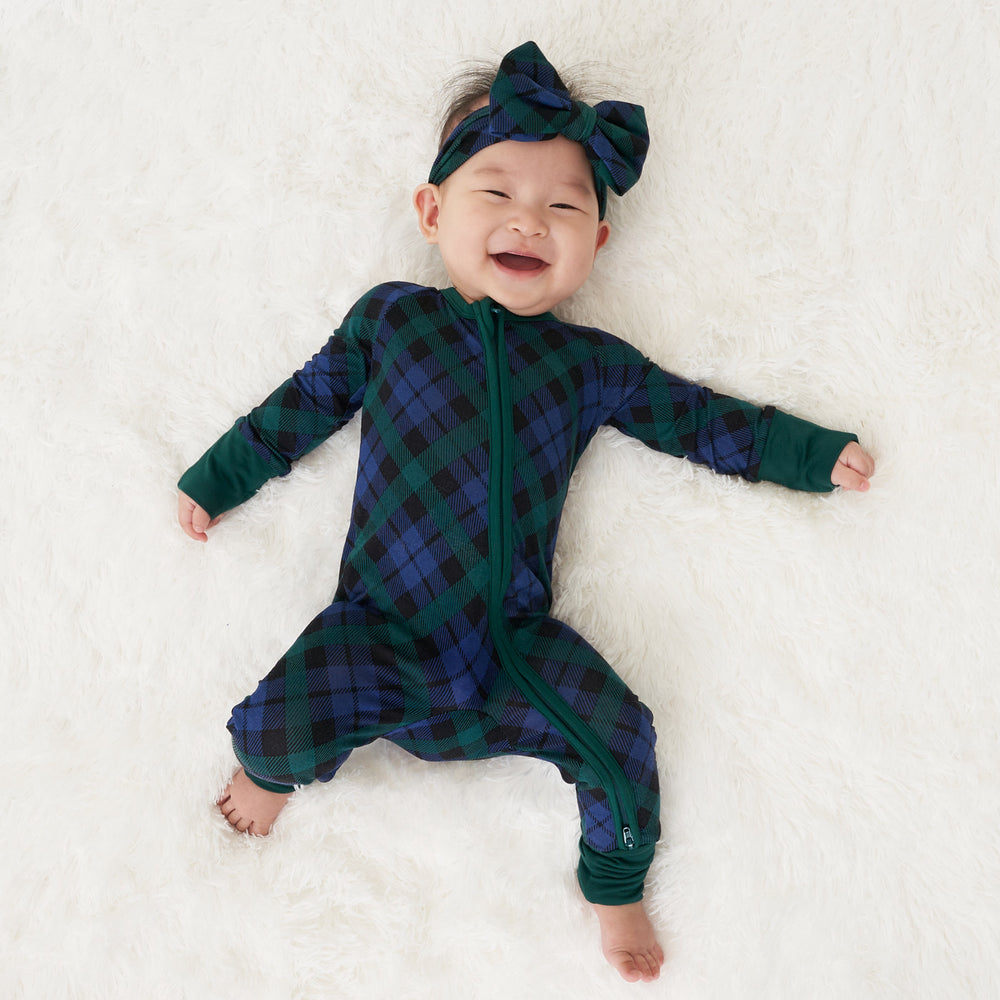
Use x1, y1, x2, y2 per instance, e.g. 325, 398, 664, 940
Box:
181, 282, 852, 900
197, 282, 780, 877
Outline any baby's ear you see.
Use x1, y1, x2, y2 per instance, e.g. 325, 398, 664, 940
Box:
594, 220, 611, 257
413, 184, 442, 243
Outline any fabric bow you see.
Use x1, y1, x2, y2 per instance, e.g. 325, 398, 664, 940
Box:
428, 41, 649, 218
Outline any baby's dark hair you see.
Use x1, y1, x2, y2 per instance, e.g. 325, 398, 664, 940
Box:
437, 63, 494, 150
436, 59, 587, 150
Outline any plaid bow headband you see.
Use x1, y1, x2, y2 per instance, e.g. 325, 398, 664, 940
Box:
428, 41, 649, 219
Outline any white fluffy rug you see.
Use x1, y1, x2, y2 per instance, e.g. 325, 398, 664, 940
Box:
4, 2, 1000, 997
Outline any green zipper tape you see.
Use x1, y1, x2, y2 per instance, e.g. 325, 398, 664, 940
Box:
477, 300, 637, 852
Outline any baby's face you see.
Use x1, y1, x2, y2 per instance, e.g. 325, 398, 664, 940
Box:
415, 136, 610, 316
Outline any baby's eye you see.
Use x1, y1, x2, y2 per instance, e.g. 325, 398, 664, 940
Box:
483, 189, 509, 199
551, 203, 581, 211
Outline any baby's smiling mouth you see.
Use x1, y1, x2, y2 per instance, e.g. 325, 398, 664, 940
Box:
493, 252, 548, 273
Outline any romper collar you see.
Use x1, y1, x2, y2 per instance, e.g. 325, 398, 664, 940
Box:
441, 286, 556, 324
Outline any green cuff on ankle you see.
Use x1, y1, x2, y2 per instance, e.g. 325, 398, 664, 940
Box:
243, 770, 295, 794
577, 838, 656, 905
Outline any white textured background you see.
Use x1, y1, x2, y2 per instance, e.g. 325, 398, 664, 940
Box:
3, 2, 999, 997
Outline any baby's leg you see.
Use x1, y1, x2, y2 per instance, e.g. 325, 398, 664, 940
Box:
217, 767, 292, 835
579, 832, 663, 982
219, 600, 417, 834
575, 753, 663, 982
385, 676, 664, 981
513, 615, 664, 981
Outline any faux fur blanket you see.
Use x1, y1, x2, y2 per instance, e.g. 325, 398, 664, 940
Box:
4, 2, 999, 997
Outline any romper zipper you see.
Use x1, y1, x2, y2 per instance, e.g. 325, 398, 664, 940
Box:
478, 300, 638, 853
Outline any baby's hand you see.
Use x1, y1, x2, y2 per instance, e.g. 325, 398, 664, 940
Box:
830, 441, 875, 492
178, 491, 221, 542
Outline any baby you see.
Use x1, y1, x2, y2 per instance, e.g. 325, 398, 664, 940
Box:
178, 41, 874, 984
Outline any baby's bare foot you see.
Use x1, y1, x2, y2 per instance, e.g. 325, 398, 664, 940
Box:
217, 768, 292, 835
592, 901, 664, 983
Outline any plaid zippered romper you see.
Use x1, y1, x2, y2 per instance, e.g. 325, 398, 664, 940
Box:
180, 282, 856, 904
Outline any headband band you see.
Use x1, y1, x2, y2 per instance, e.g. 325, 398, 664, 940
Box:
429, 41, 649, 219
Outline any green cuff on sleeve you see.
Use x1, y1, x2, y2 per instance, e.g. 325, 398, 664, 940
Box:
758, 409, 858, 494
177, 422, 281, 519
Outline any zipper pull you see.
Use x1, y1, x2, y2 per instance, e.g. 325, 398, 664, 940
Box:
622, 826, 635, 850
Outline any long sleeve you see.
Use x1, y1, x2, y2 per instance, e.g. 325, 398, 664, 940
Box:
178, 288, 378, 518
603, 353, 857, 494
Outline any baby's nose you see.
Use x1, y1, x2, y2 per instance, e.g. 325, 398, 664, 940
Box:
508, 207, 547, 237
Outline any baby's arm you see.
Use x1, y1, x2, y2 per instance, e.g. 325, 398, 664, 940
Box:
177, 490, 222, 542
830, 441, 875, 493
602, 343, 873, 494
175, 289, 379, 540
